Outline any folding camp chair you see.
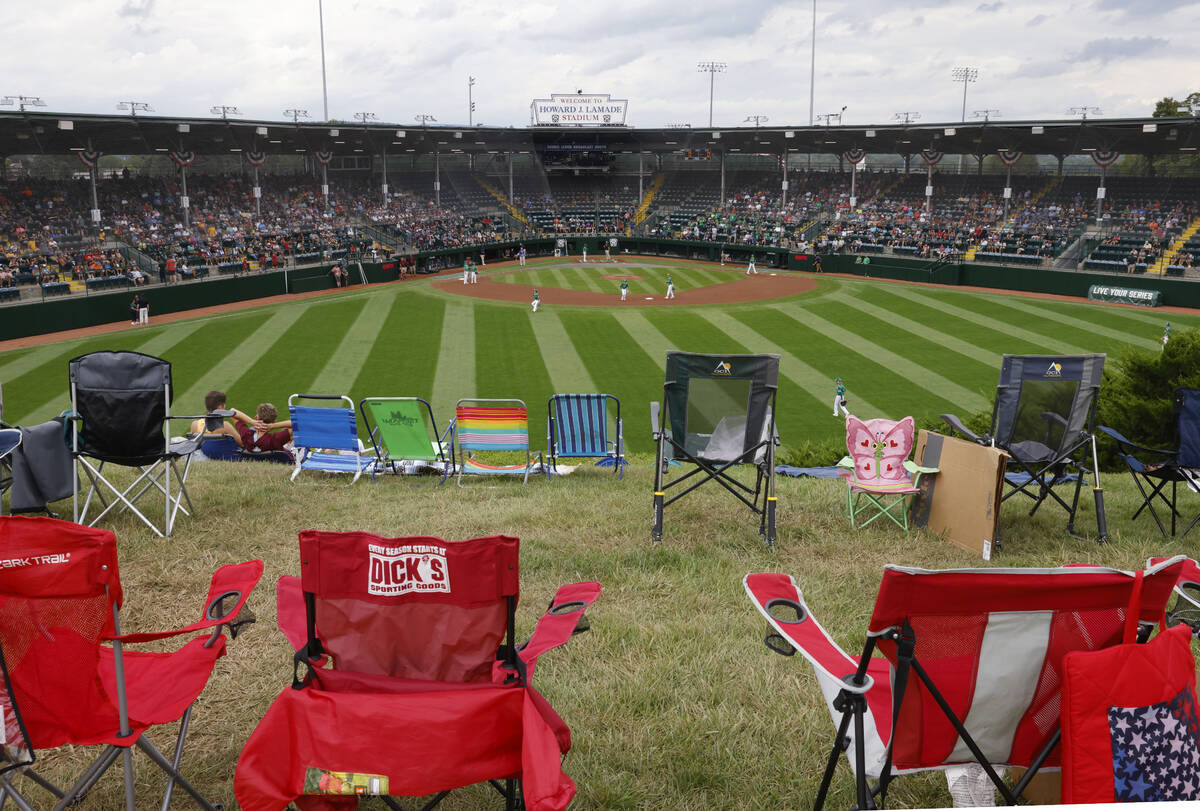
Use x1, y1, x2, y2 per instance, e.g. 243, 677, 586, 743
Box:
70, 350, 209, 537
651, 352, 781, 546
838, 415, 937, 531
1099, 387, 1200, 538
546, 393, 625, 478
744, 556, 1185, 810
234, 530, 601, 811
289, 393, 374, 484
360, 396, 454, 484
1151, 555, 1200, 636
942, 353, 1108, 542
0, 428, 18, 516
453, 399, 542, 486
0, 515, 262, 811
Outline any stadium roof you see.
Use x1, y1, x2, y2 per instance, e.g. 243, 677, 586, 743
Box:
2, 110, 1198, 161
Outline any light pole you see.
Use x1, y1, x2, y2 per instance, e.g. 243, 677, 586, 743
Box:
809, 0, 816, 127
744, 115, 769, 128
416, 115, 439, 205
116, 101, 152, 117
697, 61, 726, 128
415, 114, 437, 126
951, 67, 977, 172
0, 95, 46, 112
894, 111, 920, 125
972, 109, 1000, 123
318, 0, 329, 120
210, 105, 241, 120
468, 76, 476, 127
284, 108, 311, 124
815, 108, 844, 126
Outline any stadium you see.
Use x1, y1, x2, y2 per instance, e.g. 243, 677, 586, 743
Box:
3, 11, 1200, 809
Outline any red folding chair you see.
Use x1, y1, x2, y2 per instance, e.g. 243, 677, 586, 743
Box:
0, 515, 262, 810
235, 530, 601, 811
744, 556, 1185, 809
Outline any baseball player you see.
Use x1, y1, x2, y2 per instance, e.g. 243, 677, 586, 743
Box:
833, 377, 849, 418
582, 245, 588, 263
604, 244, 612, 262
469, 261, 478, 284
665, 275, 675, 300
518, 245, 527, 266
531, 289, 540, 313
746, 256, 757, 275
620, 279, 629, 301
462, 259, 471, 284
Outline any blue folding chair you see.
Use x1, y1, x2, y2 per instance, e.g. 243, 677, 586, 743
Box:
547, 393, 625, 479
288, 394, 373, 483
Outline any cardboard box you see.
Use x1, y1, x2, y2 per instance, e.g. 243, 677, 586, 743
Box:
911, 430, 1008, 559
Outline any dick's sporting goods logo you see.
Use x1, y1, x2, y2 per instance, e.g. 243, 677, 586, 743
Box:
1044, 362, 1063, 377
367, 543, 450, 596
713, 361, 732, 376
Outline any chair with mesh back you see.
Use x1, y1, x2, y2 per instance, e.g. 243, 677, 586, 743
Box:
942, 354, 1108, 543
0, 515, 262, 810
70, 350, 210, 537
289, 394, 374, 484
745, 556, 1185, 809
0, 428, 18, 516
651, 352, 781, 546
360, 396, 453, 484
546, 393, 625, 479
235, 530, 600, 811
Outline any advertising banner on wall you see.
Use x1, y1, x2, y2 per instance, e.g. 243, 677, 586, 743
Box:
531, 93, 628, 126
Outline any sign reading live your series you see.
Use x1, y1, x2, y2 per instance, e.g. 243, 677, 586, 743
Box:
1087, 285, 1162, 307
530, 93, 629, 126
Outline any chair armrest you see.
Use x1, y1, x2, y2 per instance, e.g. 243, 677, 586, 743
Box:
514, 581, 602, 680
650, 401, 661, 438
940, 413, 985, 444
904, 459, 939, 475
836, 455, 853, 469
1097, 425, 1175, 457
111, 559, 264, 643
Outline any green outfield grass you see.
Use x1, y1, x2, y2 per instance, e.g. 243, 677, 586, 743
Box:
1, 257, 1191, 457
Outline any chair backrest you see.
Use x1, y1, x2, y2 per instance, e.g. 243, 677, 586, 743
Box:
1175, 388, 1200, 468
69, 351, 172, 462
456, 400, 529, 453
865, 556, 1184, 771
0, 516, 123, 749
549, 394, 614, 457
200, 435, 242, 461
662, 352, 779, 462
289, 395, 360, 453
845, 415, 914, 483
989, 354, 1105, 456
360, 397, 441, 461
298, 530, 518, 683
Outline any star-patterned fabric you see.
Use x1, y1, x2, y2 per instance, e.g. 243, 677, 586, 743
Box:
1109, 688, 1200, 802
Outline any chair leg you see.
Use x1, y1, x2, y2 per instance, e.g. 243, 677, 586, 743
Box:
54, 744, 122, 809
160, 704, 194, 811
134, 736, 217, 810
120, 747, 136, 811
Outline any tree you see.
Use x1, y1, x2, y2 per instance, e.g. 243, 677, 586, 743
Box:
1153, 92, 1200, 118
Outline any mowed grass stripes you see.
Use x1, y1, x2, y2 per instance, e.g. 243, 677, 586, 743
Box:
2, 265, 1197, 454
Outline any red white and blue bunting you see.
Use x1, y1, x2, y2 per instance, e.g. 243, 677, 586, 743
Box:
919, 149, 944, 166
244, 150, 267, 167
1091, 150, 1121, 167
313, 150, 333, 166
843, 148, 866, 165
169, 150, 195, 168
77, 149, 102, 169
996, 149, 1024, 166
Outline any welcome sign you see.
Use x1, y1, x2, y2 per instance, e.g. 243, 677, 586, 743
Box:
531, 93, 628, 126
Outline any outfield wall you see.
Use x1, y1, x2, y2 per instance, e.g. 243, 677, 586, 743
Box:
1, 241, 1195, 342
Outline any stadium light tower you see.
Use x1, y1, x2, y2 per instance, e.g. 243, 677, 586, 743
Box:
697, 61, 726, 128
468, 76, 476, 127
415, 114, 437, 126
211, 105, 241, 120
816, 106, 846, 126
318, 0, 329, 120
1069, 106, 1102, 121
0, 95, 47, 112
972, 109, 1001, 123
117, 100, 153, 117
951, 67, 977, 172
354, 111, 378, 125
284, 108, 311, 123
809, 0, 816, 127
744, 115, 769, 128
894, 111, 921, 125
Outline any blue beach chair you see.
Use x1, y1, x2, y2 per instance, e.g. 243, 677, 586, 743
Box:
546, 393, 625, 479
288, 394, 373, 484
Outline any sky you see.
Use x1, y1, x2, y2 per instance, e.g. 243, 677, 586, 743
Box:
3, 0, 1198, 129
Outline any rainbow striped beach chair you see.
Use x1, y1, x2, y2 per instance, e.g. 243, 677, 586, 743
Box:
454, 399, 542, 486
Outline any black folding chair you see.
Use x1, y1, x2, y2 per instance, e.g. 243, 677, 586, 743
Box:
1099, 387, 1200, 538
651, 352, 780, 546
0, 429, 18, 517
70, 351, 211, 537
942, 354, 1108, 543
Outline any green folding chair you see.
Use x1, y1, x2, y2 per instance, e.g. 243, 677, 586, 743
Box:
359, 397, 454, 485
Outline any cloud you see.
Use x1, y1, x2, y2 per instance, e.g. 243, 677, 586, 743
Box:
118, 0, 154, 17
1026, 13, 1048, 25
1076, 36, 1169, 64
1092, 0, 1196, 15
976, 1, 1004, 10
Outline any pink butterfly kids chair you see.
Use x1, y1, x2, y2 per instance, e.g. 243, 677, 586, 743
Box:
839, 415, 937, 531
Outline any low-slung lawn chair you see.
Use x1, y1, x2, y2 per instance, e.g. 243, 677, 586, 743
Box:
234, 530, 600, 811
943, 353, 1108, 542
652, 352, 781, 546
288, 393, 373, 484
1099, 387, 1200, 538
546, 393, 625, 479
744, 556, 1185, 810
838, 415, 937, 531
454, 399, 542, 486
360, 396, 453, 484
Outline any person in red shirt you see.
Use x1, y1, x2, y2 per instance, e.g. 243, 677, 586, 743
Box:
237, 402, 293, 457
